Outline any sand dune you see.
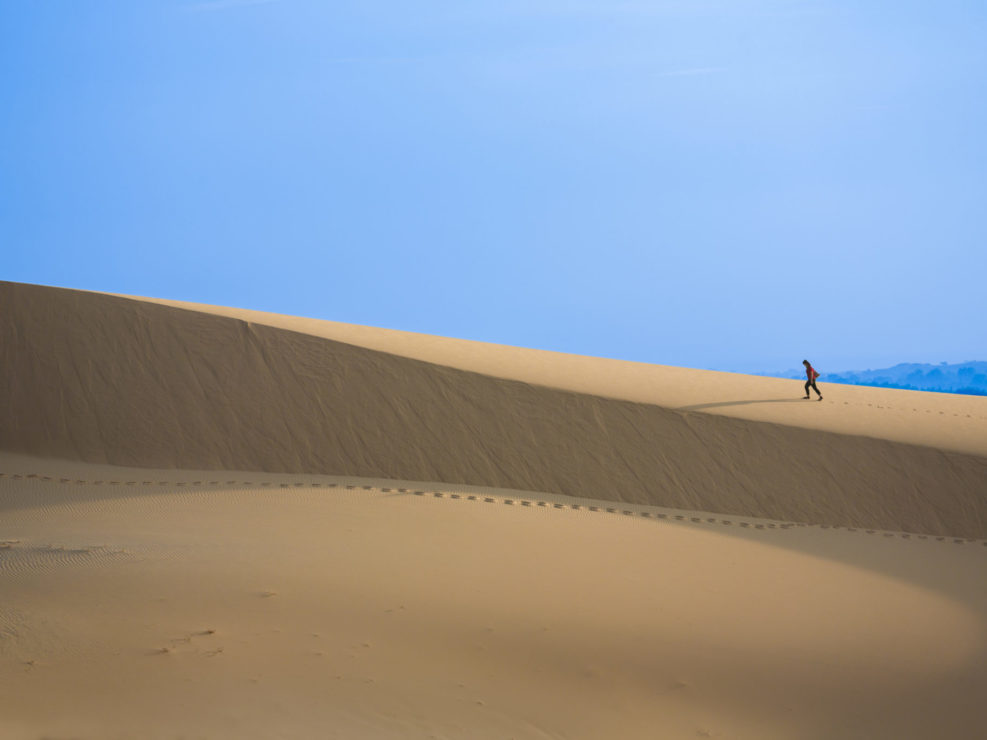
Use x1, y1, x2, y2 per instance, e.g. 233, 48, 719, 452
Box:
2, 281, 986, 738
1, 453, 985, 739
121, 290, 987, 458
2, 281, 985, 537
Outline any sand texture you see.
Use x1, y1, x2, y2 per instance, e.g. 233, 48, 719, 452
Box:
2, 281, 986, 538
1, 281, 986, 738
1, 456, 985, 739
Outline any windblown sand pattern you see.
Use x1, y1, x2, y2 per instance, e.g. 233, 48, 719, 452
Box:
1, 281, 985, 738
2, 281, 985, 538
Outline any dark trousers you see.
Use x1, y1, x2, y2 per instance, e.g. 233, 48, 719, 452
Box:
805, 379, 821, 397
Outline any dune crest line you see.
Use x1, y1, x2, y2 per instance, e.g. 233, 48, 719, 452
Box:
2, 281, 985, 539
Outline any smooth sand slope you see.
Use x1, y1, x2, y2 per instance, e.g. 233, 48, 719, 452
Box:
1, 454, 985, 739
2, 281, 986, 538
1, 281, 986, 738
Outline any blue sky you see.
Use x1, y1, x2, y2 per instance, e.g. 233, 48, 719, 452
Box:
3, 0, 985, 373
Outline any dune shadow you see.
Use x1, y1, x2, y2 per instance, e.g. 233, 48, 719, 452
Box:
676, 398, 806, 412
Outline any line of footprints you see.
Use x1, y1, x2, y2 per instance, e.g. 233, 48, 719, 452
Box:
1, 471, 983, 546
839, 399, 986, 421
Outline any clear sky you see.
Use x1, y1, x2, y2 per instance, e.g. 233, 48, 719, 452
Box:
3, 1, 985, 374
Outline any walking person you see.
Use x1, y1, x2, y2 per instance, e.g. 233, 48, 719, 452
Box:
803, 359, 823, 400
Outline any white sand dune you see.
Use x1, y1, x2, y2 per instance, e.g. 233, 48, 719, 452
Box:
1, 281, 986, 738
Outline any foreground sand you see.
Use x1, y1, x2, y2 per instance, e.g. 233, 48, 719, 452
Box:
2, 453, 985, 739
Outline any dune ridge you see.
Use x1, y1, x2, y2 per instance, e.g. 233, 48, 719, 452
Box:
2, 280, 985, 538
3, 281, 987, 739
122, 291, 987, 458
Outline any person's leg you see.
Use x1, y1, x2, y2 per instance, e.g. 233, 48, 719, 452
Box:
811, 380, 822, 398
804, 380, 811, 398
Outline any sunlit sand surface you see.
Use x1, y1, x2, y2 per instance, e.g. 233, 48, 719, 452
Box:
1, 281, 985, 738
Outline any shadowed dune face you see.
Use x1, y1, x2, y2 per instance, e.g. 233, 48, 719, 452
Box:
2, 281, 986, 538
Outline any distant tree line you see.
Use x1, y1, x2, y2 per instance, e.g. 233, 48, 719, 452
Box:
821, 379, 987, 397
766, 361, 987, 397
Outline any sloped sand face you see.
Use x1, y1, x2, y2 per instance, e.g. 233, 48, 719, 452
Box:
2, 456, 985, 740
2, 281, 987, 737
2, 281, 986, 538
